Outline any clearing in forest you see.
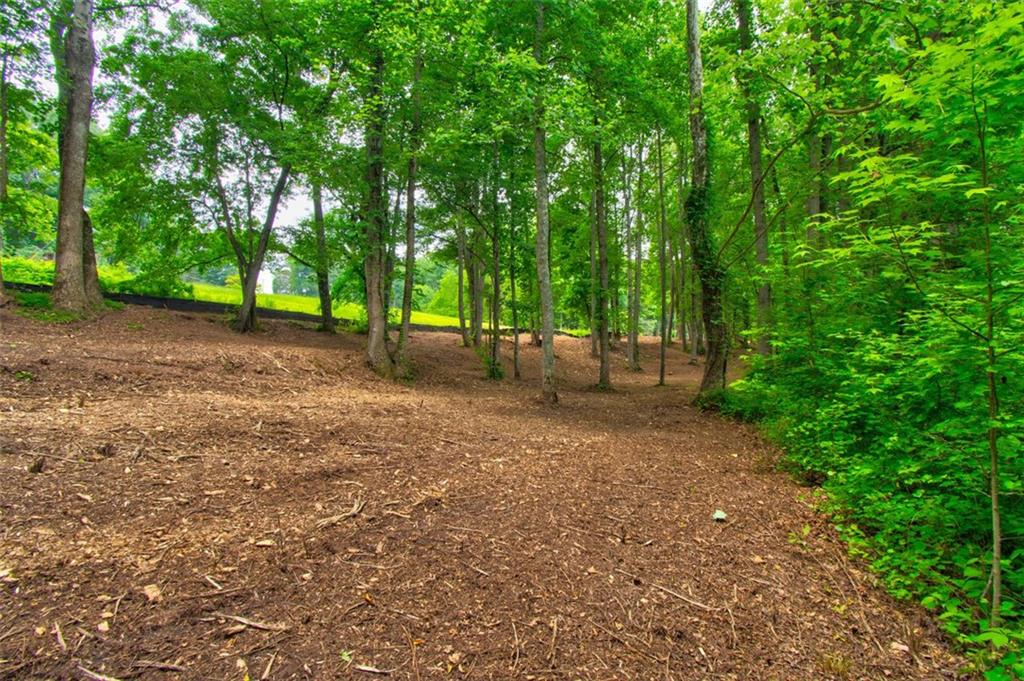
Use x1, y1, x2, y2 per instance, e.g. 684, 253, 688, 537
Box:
0, 307, 967, 679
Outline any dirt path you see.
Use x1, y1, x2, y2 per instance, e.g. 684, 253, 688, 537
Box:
0, 306, 968, 680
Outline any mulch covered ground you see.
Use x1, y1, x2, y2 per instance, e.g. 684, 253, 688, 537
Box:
0, 305, 971, 680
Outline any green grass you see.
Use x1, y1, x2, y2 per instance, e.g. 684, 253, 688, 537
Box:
187, 283, 462, 328
13, 291, 85, 324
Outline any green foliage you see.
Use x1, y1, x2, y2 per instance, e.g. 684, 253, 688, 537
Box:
13, 291, 83, 324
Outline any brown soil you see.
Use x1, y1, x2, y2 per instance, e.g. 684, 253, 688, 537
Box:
0, 305, 969, 680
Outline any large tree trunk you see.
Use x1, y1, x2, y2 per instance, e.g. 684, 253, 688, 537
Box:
656, 130, 668, 386
312, 183, 334, 332
235, 165, 290, 332
398, 52, 423, 367
735, 0, 771, 356
363, 47, 394, 376
685, 0, 727, 393
594, 136, 611, 389
533, 0, 557, 403
52, 0, 95, 313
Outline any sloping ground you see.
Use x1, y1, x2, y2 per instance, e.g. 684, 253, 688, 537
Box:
0, 306, 969, 680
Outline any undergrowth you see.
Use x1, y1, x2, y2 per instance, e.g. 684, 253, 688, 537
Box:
702, 346, 1023, 678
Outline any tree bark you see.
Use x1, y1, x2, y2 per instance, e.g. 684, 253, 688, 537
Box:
685, 0, 727, 393
398, 51, 423, 367
312, 183, 334, 331
82, 209, 103, 307
362, 47, 394, 375
533, 0, 557, 403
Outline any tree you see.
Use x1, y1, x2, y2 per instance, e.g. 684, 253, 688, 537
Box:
684, 0, 727, 393
735, 0, 771, 356
532, 0, 556, 403
51, 0, 99, 313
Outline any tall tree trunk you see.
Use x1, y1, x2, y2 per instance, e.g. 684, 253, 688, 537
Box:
627, 143, 644, 371
594, 135, 611, 389
312, 183, 334, 331
52, 0, 95, 313
469, 237, 484, 347
589, 190, 598, 357
488, 143, 502, 379
736, 0, 771, 356
398, 51, 423, 367
656, 130, 668, 386
509, 174, 521, 380
363, 47, 394, 375
456, 218, 470, 347
0, 54, 8, 305
685, 0, 727, 393
533, 0, 557, 402
674, 154, 688, 350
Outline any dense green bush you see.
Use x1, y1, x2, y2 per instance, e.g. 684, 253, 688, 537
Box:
3, 256, 191, 298
726, 323, 1023, 673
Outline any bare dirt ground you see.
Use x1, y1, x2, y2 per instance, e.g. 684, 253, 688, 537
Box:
0, 305, 970, 680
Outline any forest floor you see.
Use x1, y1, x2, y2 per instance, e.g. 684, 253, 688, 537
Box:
0, 305, 971, 680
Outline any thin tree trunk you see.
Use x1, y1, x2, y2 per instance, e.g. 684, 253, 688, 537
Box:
627, 143, 644, 371
685, 0, 727, 392
656, 129, 668, 386
736, 0, 771, 356
470, 237, 484, 347
398, 51, 423, 367
312, 183, 334, 331
0, 53, 8, 304
52, 0, 96, 313
235, 164, 290, 332
589, 189, 598, 357
594, 135, 611, 389
510, 182, 521, 380
533, 0, 557, 402
363, 46, 394, 375
456, 218, 469, 347
488, 143, 502, 379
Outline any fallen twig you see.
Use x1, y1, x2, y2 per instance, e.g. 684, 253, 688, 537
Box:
261, 652, 277, 680
78, 666, 124, 681
354, 664, 392, 675
133, 660, 187, 673
316, 498, 366, 530
213, 612, 290, 632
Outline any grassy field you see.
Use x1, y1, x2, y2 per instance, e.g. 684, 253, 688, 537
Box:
3, 256, 463, 328
188, 283, 463, 328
